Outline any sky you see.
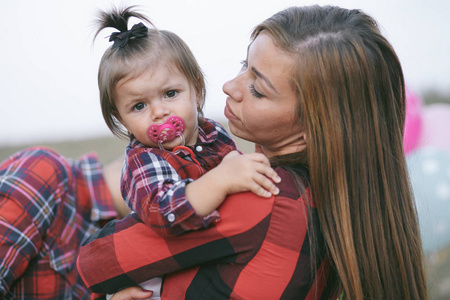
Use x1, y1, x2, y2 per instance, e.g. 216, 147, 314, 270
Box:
1, 0, 449, 146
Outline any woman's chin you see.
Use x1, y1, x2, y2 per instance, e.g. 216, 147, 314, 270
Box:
228, 123, 251, 141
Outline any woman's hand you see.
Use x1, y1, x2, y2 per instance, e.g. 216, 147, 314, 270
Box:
109, 286, 153, 300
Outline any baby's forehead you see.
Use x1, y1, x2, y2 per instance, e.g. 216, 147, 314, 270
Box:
115, 51, 200, 91
120, 57, 171, 77
116, 60, 187, 87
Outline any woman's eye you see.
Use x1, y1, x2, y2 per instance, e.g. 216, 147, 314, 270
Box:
165, 90, 178, 98
133, 103, 146, 111
249, 84, 264, 98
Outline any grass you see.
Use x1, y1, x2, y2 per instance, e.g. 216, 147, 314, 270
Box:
0, 135, 129, 165
0, 124, 253, 164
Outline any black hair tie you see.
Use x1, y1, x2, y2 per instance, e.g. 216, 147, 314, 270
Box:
109, 22, 148, 49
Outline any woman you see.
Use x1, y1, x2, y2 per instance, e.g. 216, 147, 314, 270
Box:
77, 5, 428, 299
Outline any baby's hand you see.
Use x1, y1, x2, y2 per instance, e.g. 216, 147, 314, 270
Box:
185, 150, 281, 216
219, 151, 281, 198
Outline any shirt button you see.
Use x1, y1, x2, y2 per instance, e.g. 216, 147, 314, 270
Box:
195, 146, 203, 152
167, 213, 175, 222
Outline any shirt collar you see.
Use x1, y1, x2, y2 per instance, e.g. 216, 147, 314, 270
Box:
197, 118, 218, 145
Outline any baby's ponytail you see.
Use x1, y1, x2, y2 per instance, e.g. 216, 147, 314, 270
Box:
93, 6, 153, 43
93, 6, 156, 139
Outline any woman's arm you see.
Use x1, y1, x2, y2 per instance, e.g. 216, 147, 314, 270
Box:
77, 191, 275, 295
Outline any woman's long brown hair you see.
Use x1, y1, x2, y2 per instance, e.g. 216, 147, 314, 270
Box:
253, 5, 427, 299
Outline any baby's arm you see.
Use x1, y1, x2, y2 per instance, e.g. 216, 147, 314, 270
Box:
123, 149, 218, 236
186, 150, 280, 216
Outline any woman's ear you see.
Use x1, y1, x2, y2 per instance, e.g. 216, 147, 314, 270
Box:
301, 131, 307, 144
296, 130, 308, 153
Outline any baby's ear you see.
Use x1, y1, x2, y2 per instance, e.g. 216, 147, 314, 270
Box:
195, 92, 206, 120
196, 96, 204, 114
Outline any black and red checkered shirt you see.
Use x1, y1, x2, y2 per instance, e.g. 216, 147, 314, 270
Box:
78, 166, 338, 299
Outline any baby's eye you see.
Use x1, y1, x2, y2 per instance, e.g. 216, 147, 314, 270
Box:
133, 102, 146, 111
165, 90, 178, 98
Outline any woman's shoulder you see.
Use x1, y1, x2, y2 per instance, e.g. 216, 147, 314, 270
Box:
274, 166, 313, 206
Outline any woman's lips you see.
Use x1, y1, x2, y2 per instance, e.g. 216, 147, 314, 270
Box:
224, 102, 239, 121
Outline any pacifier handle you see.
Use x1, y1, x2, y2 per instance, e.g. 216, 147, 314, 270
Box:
158, 133, 184, 151
147, 116, 186, 146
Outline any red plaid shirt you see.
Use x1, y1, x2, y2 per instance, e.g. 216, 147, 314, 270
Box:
0, 147, 117, 299
122, 118, 237, 236
78, 167, 338, 299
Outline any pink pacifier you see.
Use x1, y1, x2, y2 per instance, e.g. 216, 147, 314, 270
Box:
147, 116, 185, 150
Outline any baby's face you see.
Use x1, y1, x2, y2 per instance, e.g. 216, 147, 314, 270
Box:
114, 62, 199, 149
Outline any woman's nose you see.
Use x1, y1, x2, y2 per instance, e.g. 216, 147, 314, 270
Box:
223, 75, 243, 102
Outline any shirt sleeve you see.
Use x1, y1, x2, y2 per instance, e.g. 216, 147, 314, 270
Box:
77, 191, 275, 295
0, 148, 64, 295
122, 149, 219, 236
0, 195, 42, 296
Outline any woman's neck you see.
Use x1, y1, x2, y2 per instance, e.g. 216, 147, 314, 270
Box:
261, 137, 307, 159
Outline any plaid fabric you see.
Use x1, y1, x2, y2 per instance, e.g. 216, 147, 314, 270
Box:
122, 118, 237, 236
0, 147, 117, 299
78, 167, 338, 299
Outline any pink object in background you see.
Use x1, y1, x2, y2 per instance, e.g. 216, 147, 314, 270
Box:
420, 103, 450, 153
404, 87, 423, 154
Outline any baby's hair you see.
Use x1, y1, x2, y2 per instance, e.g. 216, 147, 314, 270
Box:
94, 6, 206, 139
94, 6, 152, 41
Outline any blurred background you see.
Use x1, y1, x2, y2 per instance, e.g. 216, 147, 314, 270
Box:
1, 0, 449, 298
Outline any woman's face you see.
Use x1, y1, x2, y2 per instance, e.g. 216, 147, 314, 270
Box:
223, 33, 306, 158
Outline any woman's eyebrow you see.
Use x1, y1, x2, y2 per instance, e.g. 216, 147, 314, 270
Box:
251, 66, 279, 94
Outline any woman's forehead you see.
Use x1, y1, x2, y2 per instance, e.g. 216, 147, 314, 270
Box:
248, 34, 295, 92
